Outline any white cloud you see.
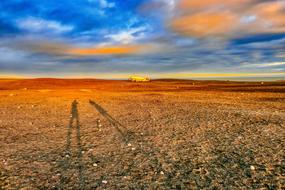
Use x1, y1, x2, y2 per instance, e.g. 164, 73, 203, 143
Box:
240, 15, 257, 24
276, 53, 285, 58
105, 27, 147, 44
88, 0, 115, 8
17, 17, 73, 33
242, 62, 285, 68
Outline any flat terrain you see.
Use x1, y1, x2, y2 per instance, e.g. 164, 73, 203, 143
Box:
0, 79, 284, 189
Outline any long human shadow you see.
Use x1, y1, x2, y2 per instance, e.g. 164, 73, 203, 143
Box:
59, 100, 85, 189
89, 100, 130, 143
89, 99, 178, 187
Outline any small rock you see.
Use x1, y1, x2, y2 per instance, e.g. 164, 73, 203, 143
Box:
127, 143, 132, 147
131, 147, 136, 151
98, 124, 102, 127
102, 180, 107, 184
93, 163, 98, 167
160, 171, 164, 175
87, 149, 93, 153
250, 165, 255, 170
65, 154, 70, 158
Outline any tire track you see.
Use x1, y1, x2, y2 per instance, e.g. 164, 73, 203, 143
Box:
59, 100, 85, 189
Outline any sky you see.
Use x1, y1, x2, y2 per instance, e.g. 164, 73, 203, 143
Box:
0, 0, 285, 79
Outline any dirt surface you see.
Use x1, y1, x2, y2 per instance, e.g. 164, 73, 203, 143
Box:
0, 79, 284, 189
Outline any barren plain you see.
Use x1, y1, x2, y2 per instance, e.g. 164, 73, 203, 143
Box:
0, 79, 284, 189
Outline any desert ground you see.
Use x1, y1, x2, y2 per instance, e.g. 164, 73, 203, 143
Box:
0, 79, 284, 189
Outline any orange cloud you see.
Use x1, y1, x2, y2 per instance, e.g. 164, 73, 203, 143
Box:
172, 0, 285, 38
171, 12, 238, 37
251, 2, 285, 33
67, 45, 144, 56
179, 0, 251, 11
17, 40, 153, 56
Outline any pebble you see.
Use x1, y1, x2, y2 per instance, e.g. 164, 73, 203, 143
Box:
131, 147, 136, 151
93, 163, 98, 167
250, 165, 255, 170
102, 180, 108, 184
127, 143, 132, 147
160, 171, 164, 175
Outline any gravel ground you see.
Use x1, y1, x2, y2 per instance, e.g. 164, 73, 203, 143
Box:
0, 79, 284, 189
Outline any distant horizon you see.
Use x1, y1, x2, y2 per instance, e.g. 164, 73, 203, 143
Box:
0, 75, 284, 82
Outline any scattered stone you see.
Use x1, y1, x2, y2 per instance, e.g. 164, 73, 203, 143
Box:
131, 147, 136, 151
87, 149, 93, 153
160, 171, 164, 175
250, 165, 255, 171
102, 180, 108, 184
93, 163, 98, 167
127, 143, 132, 147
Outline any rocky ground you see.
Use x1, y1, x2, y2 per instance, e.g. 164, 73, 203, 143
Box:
0, 79, 284, 189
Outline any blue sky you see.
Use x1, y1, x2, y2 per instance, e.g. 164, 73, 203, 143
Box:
0, 0, 285, 78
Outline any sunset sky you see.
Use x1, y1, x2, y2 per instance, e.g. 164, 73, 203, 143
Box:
0, 0, 285, 79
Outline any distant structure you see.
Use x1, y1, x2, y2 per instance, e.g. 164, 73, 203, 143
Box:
128, 76, 150, 82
